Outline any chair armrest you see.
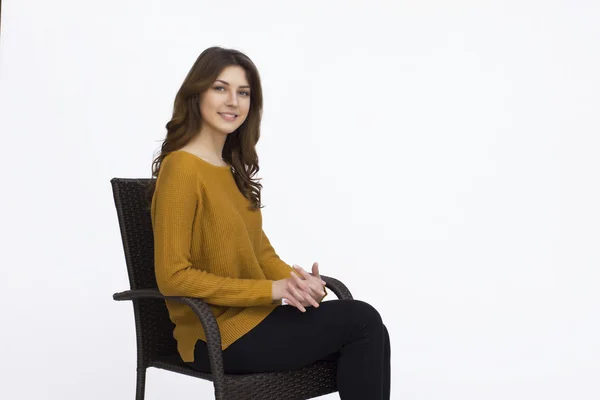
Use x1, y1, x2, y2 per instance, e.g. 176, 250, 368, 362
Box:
320, 275, 353, 300
113, 289, 226, 390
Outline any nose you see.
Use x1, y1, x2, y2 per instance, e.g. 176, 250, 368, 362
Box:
227, 92, 240, 107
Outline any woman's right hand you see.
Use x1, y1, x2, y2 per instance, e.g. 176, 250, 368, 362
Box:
272, 273, 320, 312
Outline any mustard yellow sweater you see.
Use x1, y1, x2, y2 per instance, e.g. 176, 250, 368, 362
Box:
151, 150, 326, 362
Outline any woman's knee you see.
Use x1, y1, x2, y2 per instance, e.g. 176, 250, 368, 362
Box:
348, 299, 383, 329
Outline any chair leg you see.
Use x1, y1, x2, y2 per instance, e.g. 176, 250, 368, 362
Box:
135, 367, 147, 400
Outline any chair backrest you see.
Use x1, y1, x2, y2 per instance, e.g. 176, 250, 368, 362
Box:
111, 178, 178, 363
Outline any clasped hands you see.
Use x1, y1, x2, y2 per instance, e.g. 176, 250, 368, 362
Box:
272, 262, 326, 312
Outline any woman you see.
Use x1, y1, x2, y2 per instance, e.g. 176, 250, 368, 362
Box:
149, 46, 391, 399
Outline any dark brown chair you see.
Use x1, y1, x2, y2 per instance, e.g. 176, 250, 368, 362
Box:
111, 178, 354, 400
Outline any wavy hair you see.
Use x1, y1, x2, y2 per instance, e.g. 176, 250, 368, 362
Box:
146, 46, 265, 211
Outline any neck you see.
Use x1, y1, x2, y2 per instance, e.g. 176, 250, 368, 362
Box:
186, 130, 227, 160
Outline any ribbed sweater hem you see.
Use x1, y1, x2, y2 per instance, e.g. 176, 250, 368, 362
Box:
176, 304, 280, 362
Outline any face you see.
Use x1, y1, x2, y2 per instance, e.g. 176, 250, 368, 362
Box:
199, 65, 251, 135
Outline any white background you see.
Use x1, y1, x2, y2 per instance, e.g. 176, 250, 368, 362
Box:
1, 0, 599, 399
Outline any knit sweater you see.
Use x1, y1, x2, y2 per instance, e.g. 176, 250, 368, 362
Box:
151, 150, 326, 362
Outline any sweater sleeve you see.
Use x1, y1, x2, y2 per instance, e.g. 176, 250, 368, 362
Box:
258, 229, 328, 302
152, 155, 274, 307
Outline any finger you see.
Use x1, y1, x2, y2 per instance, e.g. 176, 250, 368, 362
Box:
292, 268, 325, 299
290, 271, 319, 299
291, 270, 310, 292
298, 289, 318, 308
306, 273, 326, 295
291, 299, 306, 312
300, 270, 326, 296
294, 265, 325, 292
283, 290, 305, 312
286, 281, 307, 311
288, 297, 306, 312
299, 299, 310, 308
307, 281, 325, 298
292, 271, 324, 299
308, 263, 327, 286
292, 264, 313, 280
310, 273, 327, 289
290, 277, 319, 308
318, 277, 326, 287
306, 293, 320, 308
293, 272, 323, 298
287, 280, 305, 302
289, 279, 319, 308
315, 285, 325, 296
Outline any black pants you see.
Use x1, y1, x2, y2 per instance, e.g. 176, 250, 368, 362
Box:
187, 299, 391, 400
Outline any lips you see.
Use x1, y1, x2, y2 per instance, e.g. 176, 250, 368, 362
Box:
218, 112, 238, 122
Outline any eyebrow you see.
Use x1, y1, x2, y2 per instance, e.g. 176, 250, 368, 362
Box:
215, 79, 251, 89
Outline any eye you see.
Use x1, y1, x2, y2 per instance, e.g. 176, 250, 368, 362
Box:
214, 86, 250, 96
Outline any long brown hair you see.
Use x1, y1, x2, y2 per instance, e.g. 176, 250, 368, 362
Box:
146, 46, 265, 211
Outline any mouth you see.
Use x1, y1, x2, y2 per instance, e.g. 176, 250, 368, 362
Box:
218, 112, 238, 122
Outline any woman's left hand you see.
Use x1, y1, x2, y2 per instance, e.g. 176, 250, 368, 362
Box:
291, 262, 327, 306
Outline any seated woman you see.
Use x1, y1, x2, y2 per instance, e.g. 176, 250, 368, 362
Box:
150, 46, 391, 400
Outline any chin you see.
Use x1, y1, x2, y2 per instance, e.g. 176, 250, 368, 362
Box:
219, 126, 239, 135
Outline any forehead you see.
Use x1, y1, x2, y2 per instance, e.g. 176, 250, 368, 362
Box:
216, 66, 249, 86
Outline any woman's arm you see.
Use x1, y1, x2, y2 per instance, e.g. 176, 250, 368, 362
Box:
152, 156, 274, 307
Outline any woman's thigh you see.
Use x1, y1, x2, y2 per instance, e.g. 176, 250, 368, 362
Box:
190, 299, 383, 373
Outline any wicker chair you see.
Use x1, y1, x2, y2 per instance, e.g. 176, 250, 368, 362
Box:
110, 178, 354, 400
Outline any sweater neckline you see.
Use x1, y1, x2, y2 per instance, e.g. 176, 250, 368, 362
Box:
172, 150, 232, 170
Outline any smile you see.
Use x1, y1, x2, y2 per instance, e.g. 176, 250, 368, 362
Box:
218, 113, 238, 122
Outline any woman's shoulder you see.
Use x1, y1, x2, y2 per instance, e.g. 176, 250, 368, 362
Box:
163, 150, 202, 167
160, 151, 206, 183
